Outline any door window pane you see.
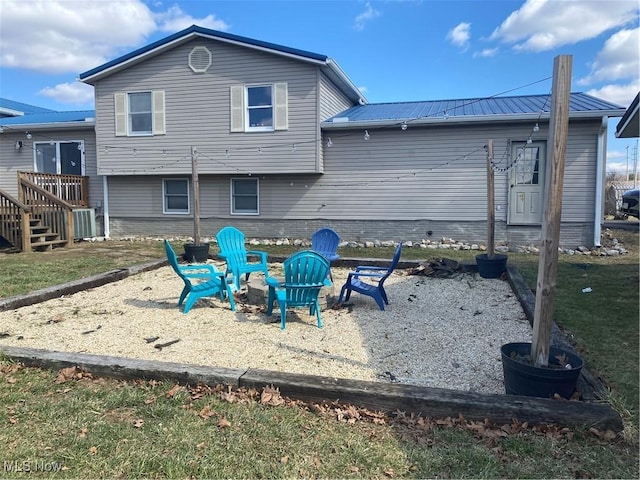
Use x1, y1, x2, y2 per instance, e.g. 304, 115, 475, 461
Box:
35, 144, 57, 173
60, 142, 82, 175
515, 147, 540, 185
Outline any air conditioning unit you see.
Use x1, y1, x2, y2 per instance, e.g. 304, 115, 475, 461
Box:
73, 208, 96, 239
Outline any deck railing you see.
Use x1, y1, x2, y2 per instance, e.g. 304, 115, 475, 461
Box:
18, 171, 89, 207
0, 189, 32, 252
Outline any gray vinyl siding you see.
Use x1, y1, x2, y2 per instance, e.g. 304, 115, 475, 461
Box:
104, 119, 604, 247
1, 131, 35, 196
319, 73, 354, 121
0, 128, 100, 207
93, 38, 322, 176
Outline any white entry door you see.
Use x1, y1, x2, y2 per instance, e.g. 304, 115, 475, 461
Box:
508, 142, 545, 225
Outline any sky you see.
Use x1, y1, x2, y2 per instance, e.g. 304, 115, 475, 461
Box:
0, 0, 638, 174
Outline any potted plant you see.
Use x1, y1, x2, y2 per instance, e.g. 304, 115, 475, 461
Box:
183, 147, 210, 263
500, 55, 583, 399
476, 139, 507, 278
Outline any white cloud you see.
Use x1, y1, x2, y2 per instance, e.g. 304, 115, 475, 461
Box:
473, 48, 499, 59
447, 22, 471, 50
39, 82, 95, 107
155, 4, 230, 32
0, 0, 230, 75
0, 0, 157, 73
490, 0, 639, 52
579, 28, 640, 84
586, 81, 640, 107
354, 2, 381, 31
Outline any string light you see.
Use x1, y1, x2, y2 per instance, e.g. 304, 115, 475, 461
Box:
225, 149, 230, 158
533, 123, 540, 132
326, 137, 333, 147
401, 122, 408, 131
25, 132, 32, 140
363, 130, 370, 141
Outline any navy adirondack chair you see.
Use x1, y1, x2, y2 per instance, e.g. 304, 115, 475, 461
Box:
164, 240, 236, 313
266, 251, 331, 330
338, 242, 403, 311
311, 228, 340, 280
215, 226, 269, 290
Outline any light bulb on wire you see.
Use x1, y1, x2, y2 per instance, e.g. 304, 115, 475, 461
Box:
363, 130, 370, 141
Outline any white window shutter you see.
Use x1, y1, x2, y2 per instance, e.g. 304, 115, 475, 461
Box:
114, 93, 127, 136
152, 90, 166, 135
230, 85, 244, 132
274, 82, 288, 131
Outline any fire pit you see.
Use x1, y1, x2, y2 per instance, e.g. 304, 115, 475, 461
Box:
245, 276, 337, 310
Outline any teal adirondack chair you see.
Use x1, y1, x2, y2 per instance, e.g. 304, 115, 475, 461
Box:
215, 226, 269, 290
164, 240, 236, 313
266, 251, 331, 330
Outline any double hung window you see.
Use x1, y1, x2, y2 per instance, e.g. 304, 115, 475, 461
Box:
128, 92, 153, 135
114, 90, 165, 136
163, 179, 190, 214
231, 178, 259, 215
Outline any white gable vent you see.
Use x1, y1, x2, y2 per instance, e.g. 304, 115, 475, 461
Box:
189, 46, 212, 73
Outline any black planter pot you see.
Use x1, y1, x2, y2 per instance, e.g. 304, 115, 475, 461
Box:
475, 253, 508, 278
183, 243, 210, 263
501, 342, 584, 399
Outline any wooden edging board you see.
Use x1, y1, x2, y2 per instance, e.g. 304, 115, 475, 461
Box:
0, 257, 623, 432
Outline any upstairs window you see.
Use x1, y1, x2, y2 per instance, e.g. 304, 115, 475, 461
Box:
114, 90, 165, 136
246, 85, 273, 131
231, 178, 259, 215
128, 92, 152, 134
230, 83, 287, 133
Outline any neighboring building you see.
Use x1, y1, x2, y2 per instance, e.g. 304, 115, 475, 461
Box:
615, 92, 639, 139
0, 25, 627, 249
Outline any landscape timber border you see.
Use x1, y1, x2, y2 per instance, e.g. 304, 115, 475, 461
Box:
0, 256, 623, 432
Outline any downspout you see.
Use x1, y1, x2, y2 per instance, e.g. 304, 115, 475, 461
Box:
593, 116, 607, 247
102, 176, 110, 238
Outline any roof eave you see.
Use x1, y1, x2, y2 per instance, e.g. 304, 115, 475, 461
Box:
0, 121, 95, 132
321, 110, 625, 129
324, 59, 367, 104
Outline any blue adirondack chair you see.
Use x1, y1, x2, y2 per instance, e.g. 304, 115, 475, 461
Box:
311, 228, 340, 280
215, 226, 269, 290
164, 239, 236, 313
338, 242, 403, 311
311, 228, 340, 263
266, 251, 331, 330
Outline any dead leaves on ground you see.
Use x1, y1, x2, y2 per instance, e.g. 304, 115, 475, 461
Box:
1, 363, 622, 448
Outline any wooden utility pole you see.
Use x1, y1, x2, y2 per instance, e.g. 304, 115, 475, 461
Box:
486, 139, 495, 258
531, 55, 573, 367
191, 146, 201, 246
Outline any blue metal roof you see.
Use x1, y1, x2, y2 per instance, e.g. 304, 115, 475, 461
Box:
0, 110, 95, 126
79, 24, 328, 81
324, 92, 625, 125
0, 98, 57, 116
